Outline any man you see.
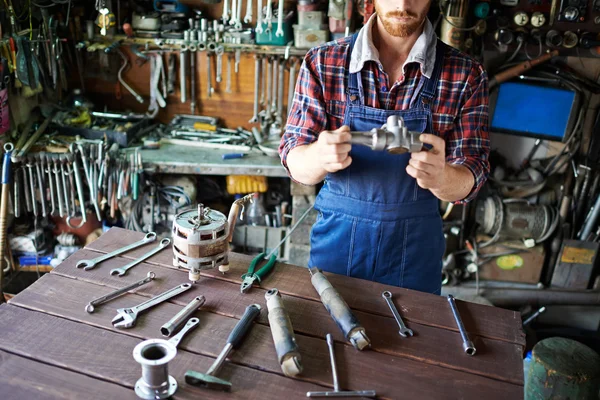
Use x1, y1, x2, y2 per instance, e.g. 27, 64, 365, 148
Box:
279, 0, 490, 294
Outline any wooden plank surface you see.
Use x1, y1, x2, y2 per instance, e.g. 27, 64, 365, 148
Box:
0, 350, 138, 400
52, 249, 524, 385
0, 304, 324, 400
86, 227, 526, 347
9, 273, 524, 399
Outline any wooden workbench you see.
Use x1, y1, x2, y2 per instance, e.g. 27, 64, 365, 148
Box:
0, 227, 526, 399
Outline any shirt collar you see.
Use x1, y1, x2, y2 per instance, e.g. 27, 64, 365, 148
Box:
349, 14, 437, 79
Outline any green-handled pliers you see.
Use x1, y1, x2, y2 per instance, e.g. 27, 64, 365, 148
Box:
240, 253, 277, 293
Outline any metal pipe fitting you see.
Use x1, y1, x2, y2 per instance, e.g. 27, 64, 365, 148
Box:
133, 339, 178, 399
161, 295, 206, 337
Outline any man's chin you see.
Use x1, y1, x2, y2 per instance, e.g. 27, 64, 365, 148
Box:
382, 20, 421, 37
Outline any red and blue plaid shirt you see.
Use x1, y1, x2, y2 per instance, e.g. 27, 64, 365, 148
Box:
280, 19, 490, 203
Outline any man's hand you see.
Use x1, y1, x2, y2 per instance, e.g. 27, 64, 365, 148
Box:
406, 134, 446, 190
315, 125, 352, 173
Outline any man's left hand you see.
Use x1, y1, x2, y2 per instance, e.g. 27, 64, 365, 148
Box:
406, 134, 446, 190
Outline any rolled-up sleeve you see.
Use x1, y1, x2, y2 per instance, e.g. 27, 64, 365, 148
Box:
279, 49, 328, 174
446, 63, 491, 203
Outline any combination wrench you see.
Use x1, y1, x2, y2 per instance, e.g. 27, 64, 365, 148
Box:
382, 291, 414, 338
86, 271, 156, 313
244, 0, 253, 23
76, 232, 157, 270
168, 317, 200, 348
256, 0, 264, 33
275, 0, 284, 37
110, 238, 171, 277
112, 283, 192, 329
249, 55, 261, 123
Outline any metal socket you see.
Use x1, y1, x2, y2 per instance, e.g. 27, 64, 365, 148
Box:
161, 296, 206, 337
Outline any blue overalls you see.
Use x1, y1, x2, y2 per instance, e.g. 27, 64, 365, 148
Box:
309, 34, 447, 294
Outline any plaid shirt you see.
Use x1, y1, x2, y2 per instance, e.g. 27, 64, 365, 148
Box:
280, 17, 490, 203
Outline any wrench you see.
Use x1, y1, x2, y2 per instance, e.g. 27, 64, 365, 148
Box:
230, 0, 238, 26
67, 144, 87, 228
110, 238, 171, 277
277, 59, 285, 123
235, 0, 243, 29
34, 154, 47, 217
222, 0, 231, 23
382, 291, 413, 338
287, 58, 297, 117
271, 57, 278, 114
112, 283, 192, 329
44, 154, 56, 216
249, 55, 261, 123
256, 0, 264, 33
60, 155, 71, 217
265, 0, 273, 33
216, 46, 224, 83
86, 271, 156, 313
168, 317, 200, 348
76, 232, 157, 270
275, 0, 284, 37
244, 0, 253, 23
207, 52, 214, 98
26, 159, 38, 217
225, 53, 233, 93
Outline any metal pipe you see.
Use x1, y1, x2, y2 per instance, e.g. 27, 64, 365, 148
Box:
160, 296, 205, 337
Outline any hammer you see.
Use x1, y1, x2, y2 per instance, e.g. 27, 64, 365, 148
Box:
349, 114, 425, 154
185, 304, 261, 391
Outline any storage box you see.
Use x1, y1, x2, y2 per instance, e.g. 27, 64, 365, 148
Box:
293, 25, 329, 49
255, 22, 294, 45
551, 240, 599, 289
298, 11, 324, 29
478, 243, 545, 284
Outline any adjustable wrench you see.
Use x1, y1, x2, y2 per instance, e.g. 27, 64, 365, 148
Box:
275, 0, 284, 37
76, 232, 157, 270
249, 55, 261, 123
112, 283, 192, 329
86, 271, 156, 313
168, 317, 200, 349
110, 238, 171, 277
382, 291, 413, 338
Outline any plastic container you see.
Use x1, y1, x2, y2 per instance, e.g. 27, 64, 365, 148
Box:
293, 25, 329, 49
246, 193, 267, 226
255, 21, 294, 45
298, 11, 325, 29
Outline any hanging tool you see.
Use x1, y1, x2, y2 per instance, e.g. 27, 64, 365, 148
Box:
110, 238, 171, 277
306, 334, 376, 398
309, 267, 370, 350
113, 283, 192, 329
76, 232, 157, 270
86, 271, 156, 313
0, 143, 14, 303
265, 288, 302, 377
240, 205, 315, 293
447, 295, 476, 356
185, 304, 261, 391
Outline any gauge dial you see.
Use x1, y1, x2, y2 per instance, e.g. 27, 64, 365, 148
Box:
531, 12, 546, 27
514, 11, 529, 26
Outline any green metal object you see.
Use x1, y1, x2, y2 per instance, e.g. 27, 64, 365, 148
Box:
525, 337, 600, 400
240, 253, 277, 293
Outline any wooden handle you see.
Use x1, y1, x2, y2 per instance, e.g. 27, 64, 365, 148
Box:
491, 50, 560, 88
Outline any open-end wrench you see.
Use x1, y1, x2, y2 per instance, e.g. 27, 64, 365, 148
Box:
76, 232, 157, 270
276, 59, 285, 123
287, 58, 298, 117
21, 167, 32, 213
86, 271, 156, 313
216, 46, 224, 84
225, 54, 233, 93
110, 238, 171, 277
235, 0, 243, 29
256, 0, 264, 33
275, 0, 284, 37
52, 156, 64, 217
382, 291, 413, 338
112, 283, 192, 329
60, 155, 71, 217
265, 0, 273, 33
67, 144, 87, 228
180, 49, 188, 103
230, 0, 238, 26
26, 158, 38, 217
34, 154, 47, 217
207, 51, 214, 98
168, 317, 200, 348
271, 57, 278, 115
222, 0, 231, 23
249, 55, 261, 123
244, 0, 253, 23
44, 154, 56, 216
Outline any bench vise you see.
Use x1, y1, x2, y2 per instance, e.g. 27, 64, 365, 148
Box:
350, 115, 424, 154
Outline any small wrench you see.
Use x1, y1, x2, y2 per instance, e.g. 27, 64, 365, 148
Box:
76, 232, 157, 270
110, 238, 171, 277
275, 0, 284, 37
168, 317, 200, 348
86, 271, 156, 313
382, 291, 413, 338
244, 0, 253, 23
112, 283, 192, 329
256, 0, 264, 33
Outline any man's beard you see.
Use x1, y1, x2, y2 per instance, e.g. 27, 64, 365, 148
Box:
376, 8, 426, 37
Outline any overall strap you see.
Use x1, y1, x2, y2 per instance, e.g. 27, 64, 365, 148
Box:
346, 33, 363, 103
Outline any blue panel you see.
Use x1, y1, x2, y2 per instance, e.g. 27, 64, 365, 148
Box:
491, 82, 576, 140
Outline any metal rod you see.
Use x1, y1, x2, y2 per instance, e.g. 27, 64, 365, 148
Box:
266, 204, 314, 259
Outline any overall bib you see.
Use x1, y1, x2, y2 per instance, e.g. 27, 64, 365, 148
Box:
309, 34, 447, 294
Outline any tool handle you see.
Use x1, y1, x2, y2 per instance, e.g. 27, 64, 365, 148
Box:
227, 304, 261, 348
256, 253, 277, 279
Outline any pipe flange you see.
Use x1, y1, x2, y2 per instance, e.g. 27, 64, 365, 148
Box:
133, 339, 178, 400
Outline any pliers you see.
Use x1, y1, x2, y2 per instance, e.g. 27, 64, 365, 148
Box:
240, 252, 277, 293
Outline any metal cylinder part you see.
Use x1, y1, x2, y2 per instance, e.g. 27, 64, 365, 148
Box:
447, 295, 476, 356
161, 295, 206, 337
265, 288, 302, 377
309, 268, 370, 350
133, 339, 178, 399
172, 204, 230, 282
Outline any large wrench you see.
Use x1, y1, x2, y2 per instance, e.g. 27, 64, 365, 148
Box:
244, 0, 253, 23
112, 283, 192, 329
275, 0, 284, 37
110, 238, 171, 277
256, 0, 264, 33
168, 317, 200, 348
76, 232, 157, 270
249, 55, 261, 123
382, 291, 414, 338
86, 271, 156, 313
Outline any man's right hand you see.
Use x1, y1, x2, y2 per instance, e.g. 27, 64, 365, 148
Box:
315, 125, 352, 173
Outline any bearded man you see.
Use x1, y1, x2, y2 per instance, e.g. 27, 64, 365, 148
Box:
279, 0, 490, 294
